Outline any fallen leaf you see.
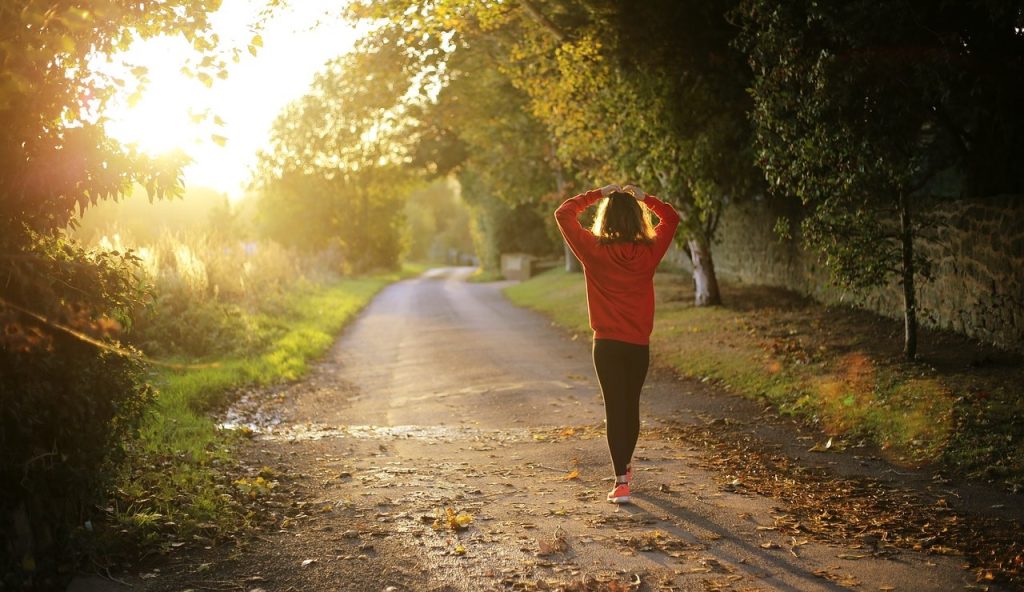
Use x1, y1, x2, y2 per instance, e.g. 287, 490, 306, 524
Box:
433, 507, 472, 531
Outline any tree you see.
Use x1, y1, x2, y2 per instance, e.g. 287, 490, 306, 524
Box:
420, 27, 567, 268
492, 0, 761, 305
404, 178, 475, 264
738, 0, 1024, 358
352, 0, 762, 304
254, 46, 419, 272
0, 1, 238, 234
346, 1, 571, 271
0, 0, 246, 585
346, 1, 764, 296
1, 0, 240, 347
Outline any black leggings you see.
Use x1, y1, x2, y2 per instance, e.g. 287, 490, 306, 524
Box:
592, 338, 650, 477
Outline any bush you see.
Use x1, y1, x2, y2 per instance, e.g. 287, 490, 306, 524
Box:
114, 230, 333, 358
0, 230, 154, 589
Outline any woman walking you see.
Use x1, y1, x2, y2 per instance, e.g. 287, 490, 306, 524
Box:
554, 183, 680, 504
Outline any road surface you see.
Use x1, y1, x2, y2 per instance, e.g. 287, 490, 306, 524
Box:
81, 267, 1003, 592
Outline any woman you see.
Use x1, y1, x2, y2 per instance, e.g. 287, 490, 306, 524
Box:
554, 183, 680, 504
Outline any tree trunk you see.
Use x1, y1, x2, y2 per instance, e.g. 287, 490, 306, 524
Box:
687, 237, 721, 306
564, 243, 581, 272
899, 191, 918, 359
547, 138, 578, 273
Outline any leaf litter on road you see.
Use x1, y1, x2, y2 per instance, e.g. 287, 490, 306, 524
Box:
655, 420, 1024, 586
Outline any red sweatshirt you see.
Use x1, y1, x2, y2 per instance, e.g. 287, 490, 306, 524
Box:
554, 189, 681, 345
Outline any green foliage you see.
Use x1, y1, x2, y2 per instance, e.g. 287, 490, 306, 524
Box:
457, 170, 560, 271
254, 46, 419, 272
405, 178, 475, 263
351, 7, 565, 270
495, 0, 761, 243
0, 1, 274, 585
74, 193, 340, 360
496, 203, 560, 257
1, 227, 150, 336
122, 231, 326, 358
421, 31, 557, 204
737, 0, 1024, 355
0, 232, 157, 589
0, 0, 231, 234
346, 0, 761, 293
1, 343, 154, 588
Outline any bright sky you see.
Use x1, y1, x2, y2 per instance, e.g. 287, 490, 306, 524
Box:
101, 0, 363, 202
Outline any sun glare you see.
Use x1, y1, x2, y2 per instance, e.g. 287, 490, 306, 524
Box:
97, 1, 363, 201
102, 37, 212, 157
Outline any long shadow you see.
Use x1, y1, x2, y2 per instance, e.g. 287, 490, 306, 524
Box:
609, 492, 881, 592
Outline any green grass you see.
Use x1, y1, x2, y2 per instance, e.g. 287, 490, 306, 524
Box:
109, 267, 419, 548
505, 268, 1024, 491
465, 267, 506, 283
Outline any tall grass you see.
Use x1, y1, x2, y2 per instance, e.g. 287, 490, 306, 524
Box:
94, 229, 345, 358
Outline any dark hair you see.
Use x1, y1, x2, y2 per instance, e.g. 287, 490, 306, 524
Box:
591, 191, 656, 244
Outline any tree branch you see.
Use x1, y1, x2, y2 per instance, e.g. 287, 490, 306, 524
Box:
518, 0, 568, 43
0, 296, 219, 370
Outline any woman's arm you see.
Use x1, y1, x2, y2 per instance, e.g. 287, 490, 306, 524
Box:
641, 194, 681, 262
554, 185, 617, 265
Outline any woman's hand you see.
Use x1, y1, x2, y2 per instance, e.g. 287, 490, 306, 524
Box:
599, 184, 622, 197
623, 185, 645, 201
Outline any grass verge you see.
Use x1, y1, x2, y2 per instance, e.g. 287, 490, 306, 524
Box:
504, 268, 1024, 492
103, 267, 420, 554
465, 267, 506, 283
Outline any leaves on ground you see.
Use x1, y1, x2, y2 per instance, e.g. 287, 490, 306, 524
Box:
658, 420, 1024, 586
432, 506, 473, 531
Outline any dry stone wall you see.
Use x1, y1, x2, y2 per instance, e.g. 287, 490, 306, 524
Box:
676, 195, 1024, 353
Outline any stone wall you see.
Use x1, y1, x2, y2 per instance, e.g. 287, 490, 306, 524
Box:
681, 195, 1024, 353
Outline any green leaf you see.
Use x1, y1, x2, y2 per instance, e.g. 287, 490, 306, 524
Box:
59, 36, 77, 53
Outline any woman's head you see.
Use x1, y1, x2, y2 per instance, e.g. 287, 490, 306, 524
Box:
591, 191, 656, 244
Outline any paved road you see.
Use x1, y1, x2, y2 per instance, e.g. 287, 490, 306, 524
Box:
286, 266, 605, 431
87, 267, 987, 592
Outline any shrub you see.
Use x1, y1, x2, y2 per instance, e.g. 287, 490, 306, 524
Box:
115, 230, 333, 358
0, 230, 154, 589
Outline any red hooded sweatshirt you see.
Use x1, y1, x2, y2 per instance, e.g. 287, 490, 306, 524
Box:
554, 189, 681, 346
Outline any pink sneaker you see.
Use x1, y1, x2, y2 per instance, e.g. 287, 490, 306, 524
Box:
607, 482, 631, 504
